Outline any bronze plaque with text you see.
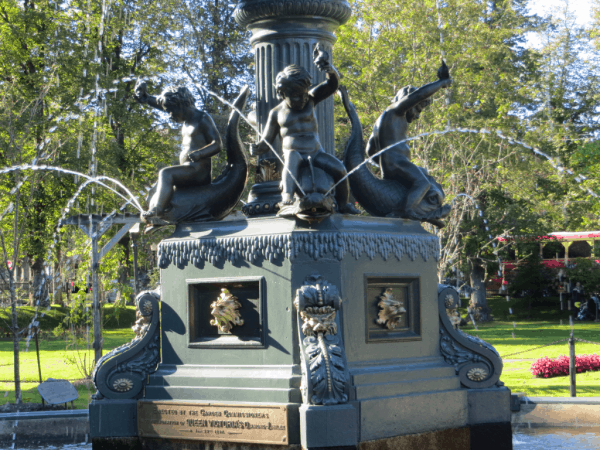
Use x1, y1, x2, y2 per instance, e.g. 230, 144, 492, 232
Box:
137, 401, 289, 445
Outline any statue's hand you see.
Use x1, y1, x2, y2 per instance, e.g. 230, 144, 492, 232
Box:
249, 143, 267, 157
313, 44, 331, 73
134, 79, 149, 103
437, 61, 452, 88
187, 151, 197, 163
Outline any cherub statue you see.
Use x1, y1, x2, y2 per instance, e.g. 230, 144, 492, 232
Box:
251, 45, 358, 218
133, 83, 250, 225
365, 62, 452, 222
133, 82, 222, 221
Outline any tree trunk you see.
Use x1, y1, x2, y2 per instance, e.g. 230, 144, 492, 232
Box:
119, 235, 130, 285
52, 250, 64, 306
469, 257, 493, 322
28, 258, 44, 306
10, 271, 22, 404
65, 280, 71, 306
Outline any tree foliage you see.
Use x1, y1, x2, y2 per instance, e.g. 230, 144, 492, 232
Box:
334, 0, 600, 318
566, 258, 600, 295
507, 244, 554, 317
0, 0, 253, 403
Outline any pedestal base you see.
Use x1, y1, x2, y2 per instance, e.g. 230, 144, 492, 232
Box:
300, 404, 358, 448
90, 399, 138, 438
90, 216, 511, 450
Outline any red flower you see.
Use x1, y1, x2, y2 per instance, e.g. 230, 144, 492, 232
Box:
530, 354, 600, 378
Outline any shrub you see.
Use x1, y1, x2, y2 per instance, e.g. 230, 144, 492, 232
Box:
530, 354, 600, 378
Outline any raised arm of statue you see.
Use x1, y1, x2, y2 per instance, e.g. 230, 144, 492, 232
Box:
309, 44, 340, 105
389, 61, 452, 116
134, 80, 162, 111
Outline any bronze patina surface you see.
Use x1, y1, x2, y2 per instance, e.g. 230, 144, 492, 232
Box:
137, 401, 289, 445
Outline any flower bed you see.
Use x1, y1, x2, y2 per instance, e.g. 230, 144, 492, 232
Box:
530, 354, 600, 378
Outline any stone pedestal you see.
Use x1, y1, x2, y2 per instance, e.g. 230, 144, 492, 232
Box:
90, 216, 511, 449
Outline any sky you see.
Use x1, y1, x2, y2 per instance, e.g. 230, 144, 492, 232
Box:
526, 0, 594, 49
528, 0, 594, 26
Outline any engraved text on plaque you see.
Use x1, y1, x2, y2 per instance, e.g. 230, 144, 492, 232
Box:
137, 401, 289, 444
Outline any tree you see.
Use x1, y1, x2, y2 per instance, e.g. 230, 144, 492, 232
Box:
333, 0, 547, 319
0, 0, 170, 402
507, 244, 554, 318
0, 0, 256, 403
133, 0, 255, 187
566, 258, 600, 296
0, 77, 52, 405
517, 0, 600, 231
458, 187, 550, 320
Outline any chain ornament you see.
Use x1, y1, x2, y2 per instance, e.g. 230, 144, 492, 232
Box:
500, 337, 600, 360
501, 338, 569, 359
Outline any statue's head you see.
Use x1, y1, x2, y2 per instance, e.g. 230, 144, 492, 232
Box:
276, 65, 311, 110
158, 86, 195, 121
394, 85, 432, 123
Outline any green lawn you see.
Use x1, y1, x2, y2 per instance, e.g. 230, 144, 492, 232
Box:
0, 305, 137, 409
459, 295, 600, 397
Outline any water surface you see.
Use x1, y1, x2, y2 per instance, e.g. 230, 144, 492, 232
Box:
513, 426, 600, 449
3, 426, 600, 449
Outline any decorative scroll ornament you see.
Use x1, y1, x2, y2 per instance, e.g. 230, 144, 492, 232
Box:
210, 288, 244, 333
294, 273, 349, 406
438, 285, 504, 389
376, 288, 406, 330
92, 290, 161, 400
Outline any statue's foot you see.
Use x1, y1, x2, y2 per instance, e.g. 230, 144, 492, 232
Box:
281, 193, 294, 205
142, 207, 160, 218
338, 202, 360, 215
140, 207, 164, 224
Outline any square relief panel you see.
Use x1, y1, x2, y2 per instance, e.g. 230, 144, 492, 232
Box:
365, 275, 421, 342
187, 276, 265, 348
